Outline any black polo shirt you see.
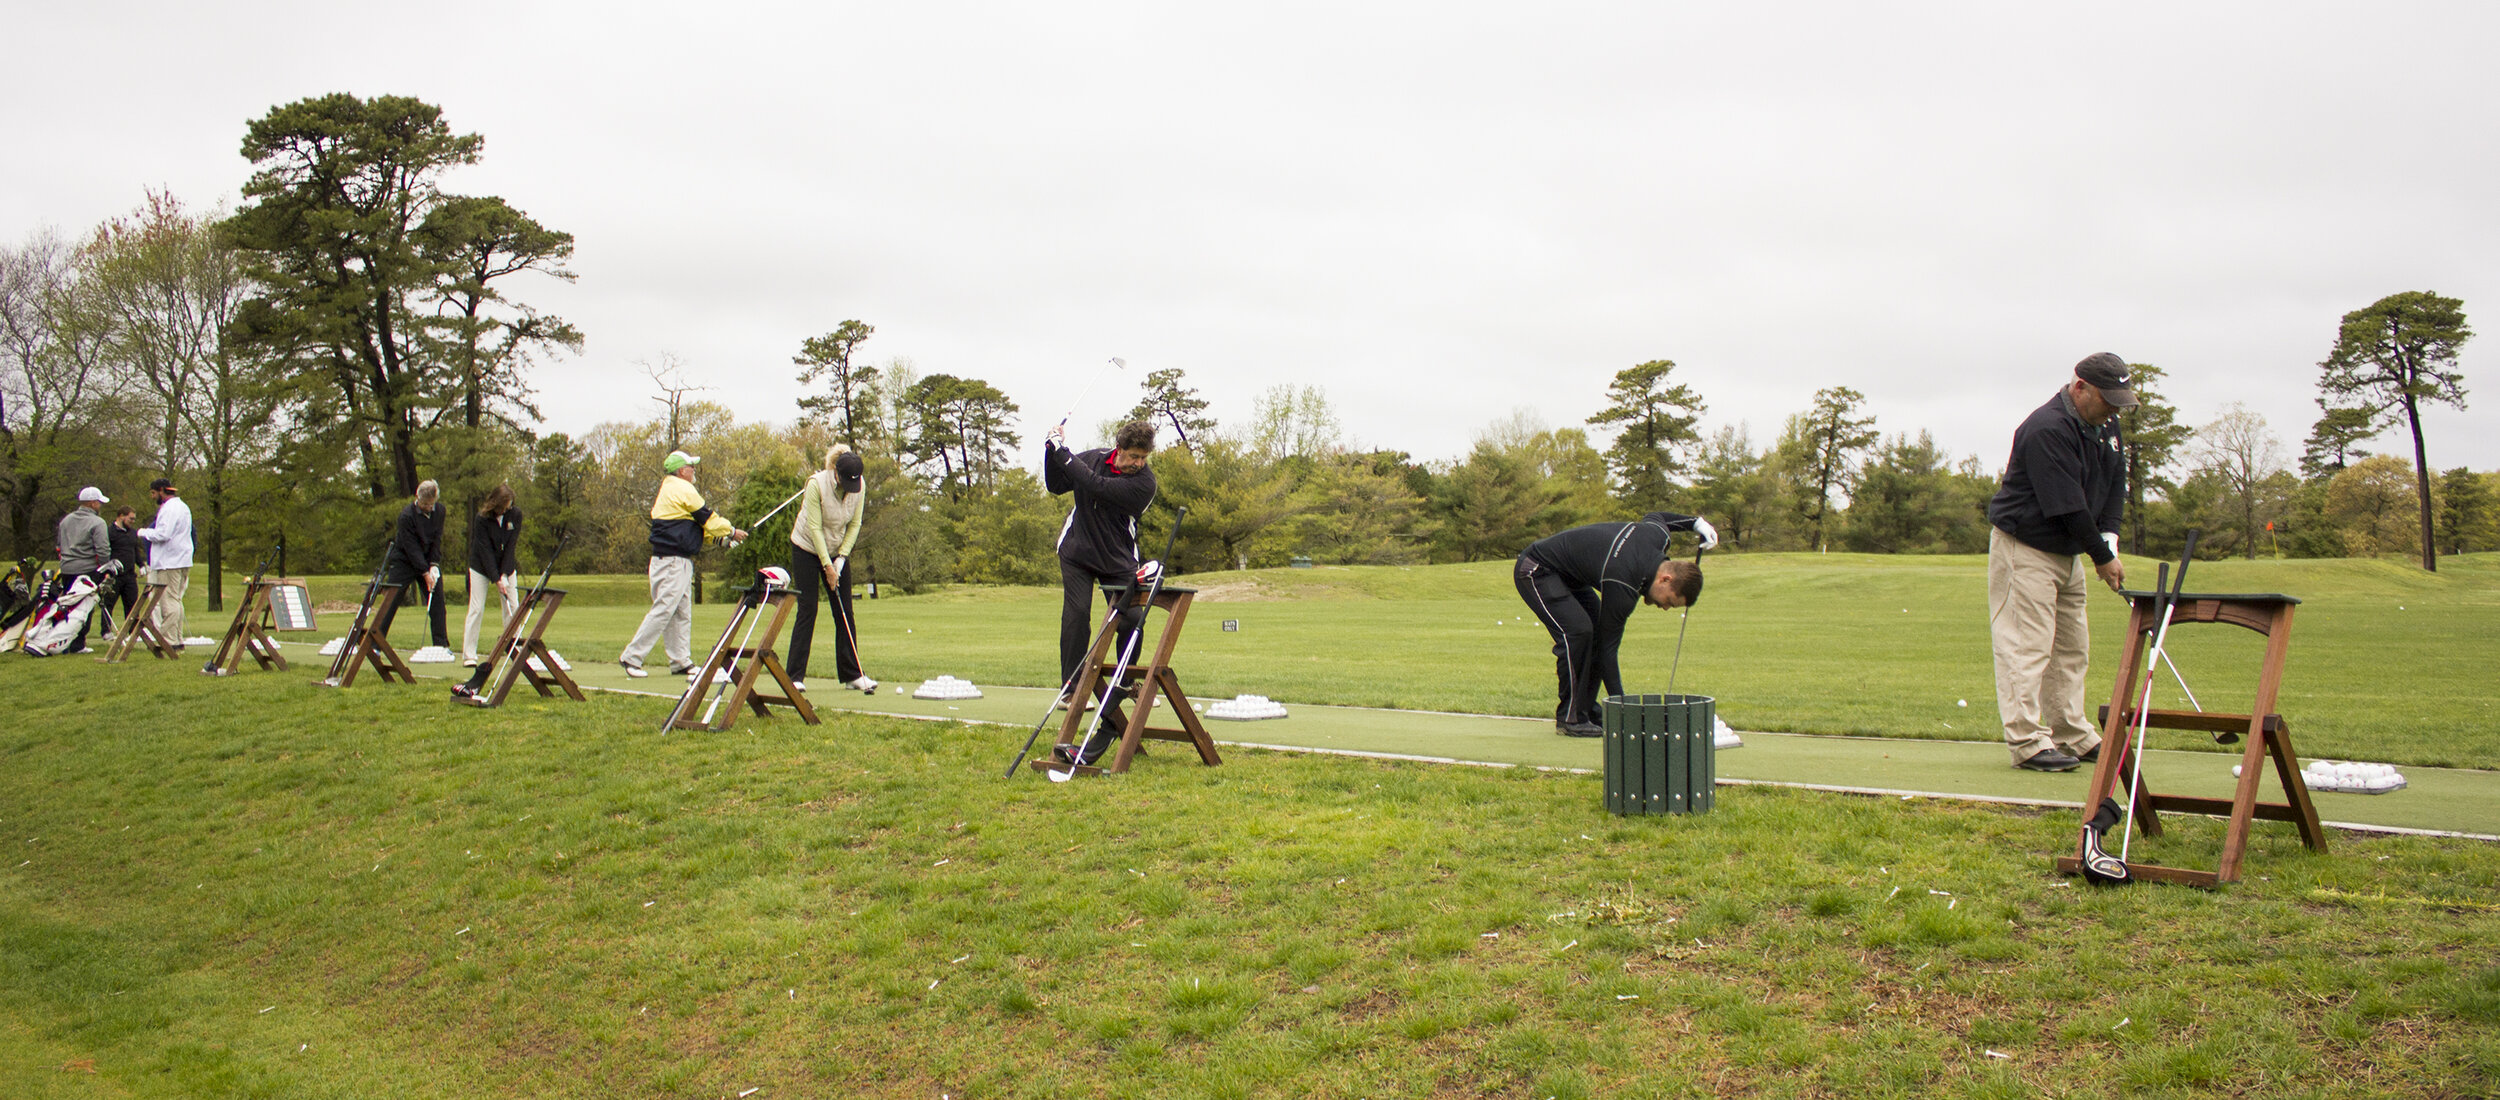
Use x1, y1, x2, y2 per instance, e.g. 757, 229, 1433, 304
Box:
1987, 391, 2125, 564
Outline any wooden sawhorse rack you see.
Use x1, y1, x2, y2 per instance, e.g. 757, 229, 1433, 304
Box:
315, 583, 413, 687
1035, 583, 1221, 778
204, 578, 287, 675
663, 591, 820, 732
2057, 590, 2326, 887
99, 583, 179, 663
456, 588, 583, 708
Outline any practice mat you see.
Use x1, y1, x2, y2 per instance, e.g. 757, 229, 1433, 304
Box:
525, 654, 2498, 839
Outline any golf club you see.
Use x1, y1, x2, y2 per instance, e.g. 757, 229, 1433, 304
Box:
2114, 528, 2201, 872
320, 532, 396, 685
723, 486, 807, 550
1051, 505, 1189, 782
700, 569, 788, 726
1055, 357, 1127, 430
1665, 543, 1705, 696
827, 556, 872, 694
661, 568, 781, 733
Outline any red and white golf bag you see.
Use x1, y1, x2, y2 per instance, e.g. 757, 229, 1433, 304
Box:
21, 574, 101, 657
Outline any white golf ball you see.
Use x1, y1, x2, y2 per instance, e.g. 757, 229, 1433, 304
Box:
2232, 765, 2242, 777
1957, 699, 1967, 707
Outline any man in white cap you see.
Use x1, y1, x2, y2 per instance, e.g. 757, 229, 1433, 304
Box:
52, 487, 113, 653
1986, 353, 2135, 772
137, 477, 194, 650
619, 450, 746, 678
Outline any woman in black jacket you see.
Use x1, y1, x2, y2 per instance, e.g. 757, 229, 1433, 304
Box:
461, 484, 522, 665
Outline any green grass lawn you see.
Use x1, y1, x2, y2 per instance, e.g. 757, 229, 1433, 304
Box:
2, 654, 2496, 1098
215, 551, 2500, 770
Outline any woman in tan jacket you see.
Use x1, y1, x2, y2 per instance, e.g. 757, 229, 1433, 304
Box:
787, 444, 871, 693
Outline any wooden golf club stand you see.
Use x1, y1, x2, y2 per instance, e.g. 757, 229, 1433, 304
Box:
2056, 590, 2325, 887
1035, 583, 1221, 778
664, 590, 819, 732
203, 576, 287, 675
455, 586, 583, 708
316, 583, 413, 687
99, 582, 179, 663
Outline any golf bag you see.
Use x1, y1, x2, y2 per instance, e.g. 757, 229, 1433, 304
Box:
21, 573, 103, 657
0, 565, 57, 652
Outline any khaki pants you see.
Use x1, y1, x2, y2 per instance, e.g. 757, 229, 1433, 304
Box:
463, 568, 518, 661
1987, 528, 2101, 765
620, 556, 694, 671
150, 566, 190, 647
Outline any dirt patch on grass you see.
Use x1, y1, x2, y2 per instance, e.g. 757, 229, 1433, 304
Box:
1190, 581, 1272, 603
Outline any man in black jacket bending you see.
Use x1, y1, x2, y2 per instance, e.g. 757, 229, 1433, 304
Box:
1516, 511, 1716, 736
1985, 353, 2132, 772
1043, 419, 1158, 694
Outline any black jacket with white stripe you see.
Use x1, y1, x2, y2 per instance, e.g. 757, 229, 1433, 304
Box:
1520, 511, 1701, 629
1044, 441, 1157, 578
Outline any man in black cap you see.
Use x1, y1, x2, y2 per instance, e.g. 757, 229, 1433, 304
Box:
1986, 353, 2135, 772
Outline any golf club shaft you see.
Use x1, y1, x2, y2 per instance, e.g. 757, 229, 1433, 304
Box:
702, 589, 775, 725
1665, 544, 1703, 696
2119, 530, 2197, 864
1056, 357, 1126, 428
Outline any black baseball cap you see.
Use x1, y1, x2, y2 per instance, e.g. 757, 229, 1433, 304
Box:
2074, 353, 2139, 409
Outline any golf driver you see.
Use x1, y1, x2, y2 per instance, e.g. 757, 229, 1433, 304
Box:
2110, 528, 2201, 877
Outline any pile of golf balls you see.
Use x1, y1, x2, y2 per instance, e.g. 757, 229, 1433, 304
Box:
2300, 759, 2406, 794
912, 675, 983, 700
1206, 694, 1289, 720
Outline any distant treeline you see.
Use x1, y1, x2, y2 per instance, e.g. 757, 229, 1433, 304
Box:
4, 94, 2491, 605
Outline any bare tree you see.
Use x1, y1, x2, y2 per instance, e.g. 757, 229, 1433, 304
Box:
0, 231, 121, 558
2190, 404, 2287, 559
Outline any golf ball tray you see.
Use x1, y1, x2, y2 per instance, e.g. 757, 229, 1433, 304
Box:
913, 676, 983, 700
1206, 694, 1288, 721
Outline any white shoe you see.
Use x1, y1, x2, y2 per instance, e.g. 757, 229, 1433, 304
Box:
462, 656, 480, 667
789, 680, 807, 692
846, 676, 878, 695
620, 662, 648, 678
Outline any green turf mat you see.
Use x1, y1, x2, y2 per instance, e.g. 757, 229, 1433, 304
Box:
510, 651, 2499, 838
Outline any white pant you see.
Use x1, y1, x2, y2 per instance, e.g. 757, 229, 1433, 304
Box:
620, 556, 694, 670
463, 568, 518, 660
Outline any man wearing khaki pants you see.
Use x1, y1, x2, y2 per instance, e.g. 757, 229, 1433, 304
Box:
1985, 354, 2133, 771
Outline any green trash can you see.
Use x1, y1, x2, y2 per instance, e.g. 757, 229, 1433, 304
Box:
1603, 694, 1716, 815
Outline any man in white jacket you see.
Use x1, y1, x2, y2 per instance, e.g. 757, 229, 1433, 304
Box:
136, 477, 194, 649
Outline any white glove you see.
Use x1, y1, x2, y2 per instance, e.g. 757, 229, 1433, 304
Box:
426, 565, 440, 588
499, 575, 518, 598
1691, 516, 1719, 550
1047, 423, 1067, 448
2102, 532, 2121, 558
830, 555, 847, 578
1135, 560, 1162, 584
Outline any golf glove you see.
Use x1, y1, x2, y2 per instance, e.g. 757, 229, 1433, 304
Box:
1135, 560, 1162, 584
831, 555, 847, 579
426, 565, 440, 588
2102, 532, 2120, 558
1691, 516, 1719, 550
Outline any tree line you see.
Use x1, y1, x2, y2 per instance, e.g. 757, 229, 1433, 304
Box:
3, 93, 2490, 606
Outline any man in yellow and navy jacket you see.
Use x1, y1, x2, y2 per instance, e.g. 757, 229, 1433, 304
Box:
618, 450, 746, 678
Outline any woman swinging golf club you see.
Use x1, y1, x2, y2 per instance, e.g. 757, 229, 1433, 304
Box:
784, 444, 874, 695
1514, 511, 1716, 736
1042, 417, 1159, 709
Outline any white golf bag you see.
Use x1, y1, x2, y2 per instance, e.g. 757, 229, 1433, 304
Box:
21, 574, 102, 657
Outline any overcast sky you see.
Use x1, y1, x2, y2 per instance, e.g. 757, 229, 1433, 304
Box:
7, 1, 2495, 475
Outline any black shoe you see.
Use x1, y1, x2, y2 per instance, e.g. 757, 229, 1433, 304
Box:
1557, 720, 1605, 738
2017, 748, 2083, 772
2077, 745, 2101, 764
450, 684, 479, 701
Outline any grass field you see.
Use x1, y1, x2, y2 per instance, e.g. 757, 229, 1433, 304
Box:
2, 653, 2496, 1099
221, 551, 2499, 770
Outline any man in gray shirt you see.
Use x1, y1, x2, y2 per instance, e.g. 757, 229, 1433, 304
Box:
54, 486, 113, 653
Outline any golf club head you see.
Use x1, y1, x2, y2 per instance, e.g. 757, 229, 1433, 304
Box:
1046, 764, 1073, 783
1109, 357, 1125, 370
2080, 797, 2132, 886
